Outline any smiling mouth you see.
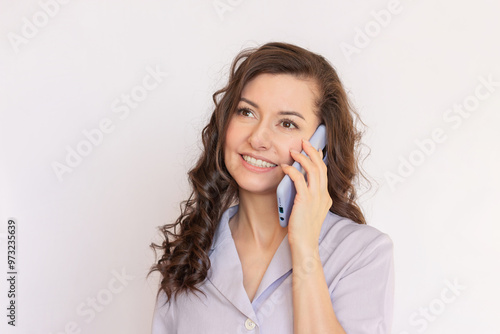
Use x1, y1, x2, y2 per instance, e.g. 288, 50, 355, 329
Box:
241, 155, 278, 168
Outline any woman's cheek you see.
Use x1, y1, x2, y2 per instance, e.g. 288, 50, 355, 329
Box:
284, 141, 303, 163
280, 148, 295, 165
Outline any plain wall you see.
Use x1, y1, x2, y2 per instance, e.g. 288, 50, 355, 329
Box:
1, 0, 499, 333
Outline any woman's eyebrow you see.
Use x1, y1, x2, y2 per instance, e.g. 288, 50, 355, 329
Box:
240, 97, 306, 120
277, 111, 305, 120
240, 97, 258, 108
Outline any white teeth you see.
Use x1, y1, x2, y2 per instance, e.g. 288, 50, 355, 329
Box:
242, 155, 277, 168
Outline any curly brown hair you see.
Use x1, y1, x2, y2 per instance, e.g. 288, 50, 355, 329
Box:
149, 42, 369, 304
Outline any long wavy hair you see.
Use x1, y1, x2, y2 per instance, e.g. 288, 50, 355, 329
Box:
149, 42, 369, 304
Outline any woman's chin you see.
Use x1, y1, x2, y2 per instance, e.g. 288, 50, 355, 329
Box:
237, 183, 279, 197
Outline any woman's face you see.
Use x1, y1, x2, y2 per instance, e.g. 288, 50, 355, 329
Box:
224, 73, 322, 196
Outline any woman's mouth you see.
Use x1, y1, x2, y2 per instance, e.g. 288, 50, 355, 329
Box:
241, 155, 277, 168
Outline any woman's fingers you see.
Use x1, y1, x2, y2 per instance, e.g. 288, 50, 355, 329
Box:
288, 140, 325, 191
281, 162, 309, 196
302, 139, 322, 164
282, 138, 332, 247
289, 150, 318, 193
302, 139, 328, 191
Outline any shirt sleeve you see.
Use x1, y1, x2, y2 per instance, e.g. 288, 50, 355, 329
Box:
331, 233, 395, 334
151, 290, 171, 334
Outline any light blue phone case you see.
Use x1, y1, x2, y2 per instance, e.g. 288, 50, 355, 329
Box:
276, 124, 328, 227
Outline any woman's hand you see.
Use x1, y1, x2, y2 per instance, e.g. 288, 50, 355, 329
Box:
281, 138, 332, 253
282, 139, 346, 334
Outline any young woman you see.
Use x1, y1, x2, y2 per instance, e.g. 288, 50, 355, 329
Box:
150, 42, 394, 333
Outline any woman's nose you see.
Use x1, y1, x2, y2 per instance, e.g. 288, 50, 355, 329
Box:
248, 124, 272, 150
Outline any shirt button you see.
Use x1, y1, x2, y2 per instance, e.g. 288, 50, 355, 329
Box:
244, 318, 256, 330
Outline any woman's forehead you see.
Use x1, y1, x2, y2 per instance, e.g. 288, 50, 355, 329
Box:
240, 73, 319, 114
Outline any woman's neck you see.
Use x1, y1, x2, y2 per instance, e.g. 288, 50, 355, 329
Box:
229, 189, 288, 251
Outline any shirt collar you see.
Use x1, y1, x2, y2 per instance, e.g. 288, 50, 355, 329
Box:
210, 205, 238, 252
208, 205, 293, 307
210, 205, 338, 252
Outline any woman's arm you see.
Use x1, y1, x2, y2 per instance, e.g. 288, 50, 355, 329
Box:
290, 243, 346, 334
283, 139, 394, 333
282, 139, 346, 333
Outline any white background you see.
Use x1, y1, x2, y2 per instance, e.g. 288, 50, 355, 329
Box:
1, 0, 499, 333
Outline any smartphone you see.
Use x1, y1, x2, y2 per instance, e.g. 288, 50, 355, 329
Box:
277, 124, 328, 227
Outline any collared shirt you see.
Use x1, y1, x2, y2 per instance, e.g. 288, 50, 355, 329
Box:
151, 205, 394, 334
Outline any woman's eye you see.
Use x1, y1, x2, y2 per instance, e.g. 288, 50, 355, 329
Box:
237, 108, 254, 117
281, 120, 297, 129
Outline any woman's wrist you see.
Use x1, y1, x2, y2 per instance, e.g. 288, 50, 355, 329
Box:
290, 239, 321, 266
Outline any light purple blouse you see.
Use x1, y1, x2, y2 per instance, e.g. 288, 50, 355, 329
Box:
151, 205, 394, 333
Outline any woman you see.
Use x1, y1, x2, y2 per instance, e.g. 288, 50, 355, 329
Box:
150, 42, 394, 333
